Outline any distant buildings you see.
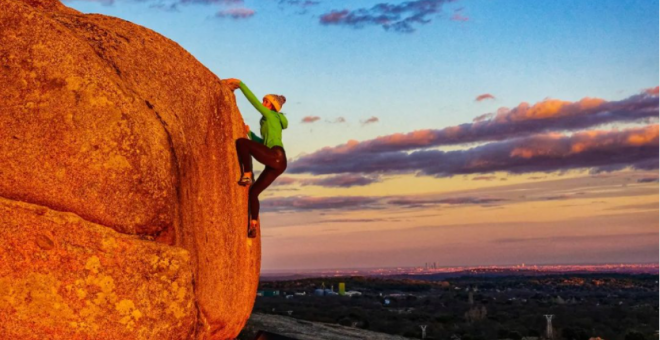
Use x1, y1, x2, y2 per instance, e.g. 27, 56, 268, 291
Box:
258, 290, 280, 297
344, 291, 362, 297
464, 305, 487, 323
312, 282, 357, 297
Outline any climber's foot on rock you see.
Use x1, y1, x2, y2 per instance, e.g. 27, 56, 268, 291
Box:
238, 172, 253, 186
247, 219, 259, 238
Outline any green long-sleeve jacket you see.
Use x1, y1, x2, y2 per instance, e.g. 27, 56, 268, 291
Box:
238, 81, 288, 149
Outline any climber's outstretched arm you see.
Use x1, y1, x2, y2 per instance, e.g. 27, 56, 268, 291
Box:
238, 81, 275, 118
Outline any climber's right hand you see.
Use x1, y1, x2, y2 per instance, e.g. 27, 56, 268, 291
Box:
222, 78, 241, 91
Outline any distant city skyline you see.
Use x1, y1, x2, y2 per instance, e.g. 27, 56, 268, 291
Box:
65, 0, 659, 270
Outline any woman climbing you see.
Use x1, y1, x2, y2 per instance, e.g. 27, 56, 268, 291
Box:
223, 78, 288, 238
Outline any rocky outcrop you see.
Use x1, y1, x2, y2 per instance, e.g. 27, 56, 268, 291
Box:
0, 0, 258, 338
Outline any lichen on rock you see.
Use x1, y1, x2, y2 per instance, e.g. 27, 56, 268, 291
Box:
0, 197, 196, 339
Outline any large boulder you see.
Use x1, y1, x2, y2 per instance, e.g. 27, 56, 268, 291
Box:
0, 0, 259, 338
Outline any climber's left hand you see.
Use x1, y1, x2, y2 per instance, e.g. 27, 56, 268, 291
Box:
222, 78, 241, 91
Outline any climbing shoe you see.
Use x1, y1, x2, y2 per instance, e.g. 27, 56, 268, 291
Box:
247, 219, 259, 238
238, 172, 253, 186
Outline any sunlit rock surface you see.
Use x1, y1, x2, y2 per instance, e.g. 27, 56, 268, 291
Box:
0, 197, 196, 339
0, 0, 259, 338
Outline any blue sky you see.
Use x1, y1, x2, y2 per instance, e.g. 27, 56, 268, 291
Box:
66, 0, 658, 158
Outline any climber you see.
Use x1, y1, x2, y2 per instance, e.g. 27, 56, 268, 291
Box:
223, 78, 288, 238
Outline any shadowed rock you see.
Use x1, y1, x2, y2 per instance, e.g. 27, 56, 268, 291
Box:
240, 314, 414, 340
0, 0, 258, 338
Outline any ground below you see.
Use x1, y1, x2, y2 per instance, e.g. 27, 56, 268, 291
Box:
238, 313, 412, 340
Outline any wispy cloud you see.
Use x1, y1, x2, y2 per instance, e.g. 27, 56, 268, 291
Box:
472, 175, 498, 181
261, 195, 380, 212
271, 176, 298, 186
262, 171, 658, 214
302, 116, 321, 123
329, 117, 347, 123
450, 12, 468, 22
289, 125, 659, 177
63, 0, 115, 5
388, 196, 506, 208
81, 0, 258, 17
277, 0, 319, 8
273, 174, 381, 188
262, 194, 505, 212
215, 7, 255, 19
319, 0, 453, 33
493, 232, 658, 245
361, 116, 379, 126
316, 217, 401, 224
300, 174, 382, 187
272, 0, 320, 15
179, 0, 228, 4
475, 93, 495, 102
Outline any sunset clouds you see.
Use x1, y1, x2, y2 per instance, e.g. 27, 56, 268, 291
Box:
289, 89, 659, 156
290, 124, 658, 177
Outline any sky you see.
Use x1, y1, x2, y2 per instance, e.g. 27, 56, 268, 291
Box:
65, 0, 659, 271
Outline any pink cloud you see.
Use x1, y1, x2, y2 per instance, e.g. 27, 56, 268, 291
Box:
216, 7, 255, 19
301, 116, 321, 123
644, 86, 659, 96
475, 93, 495, 102
451, 13, 469, 22
361, 116, 379, 125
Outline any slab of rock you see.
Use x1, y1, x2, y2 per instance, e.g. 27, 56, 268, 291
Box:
0, 0, 258, 338
240, 314, 414, 340
0, 196, 196, 339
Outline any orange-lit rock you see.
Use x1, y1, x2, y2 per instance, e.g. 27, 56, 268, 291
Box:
0, 0, 259, 338
0, 197, 196, 339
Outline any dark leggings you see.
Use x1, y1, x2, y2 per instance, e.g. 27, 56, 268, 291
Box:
236, 138, 287, 220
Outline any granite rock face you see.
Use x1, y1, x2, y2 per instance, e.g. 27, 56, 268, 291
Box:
0, 197, 196, 339
0, 0, 258, 338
